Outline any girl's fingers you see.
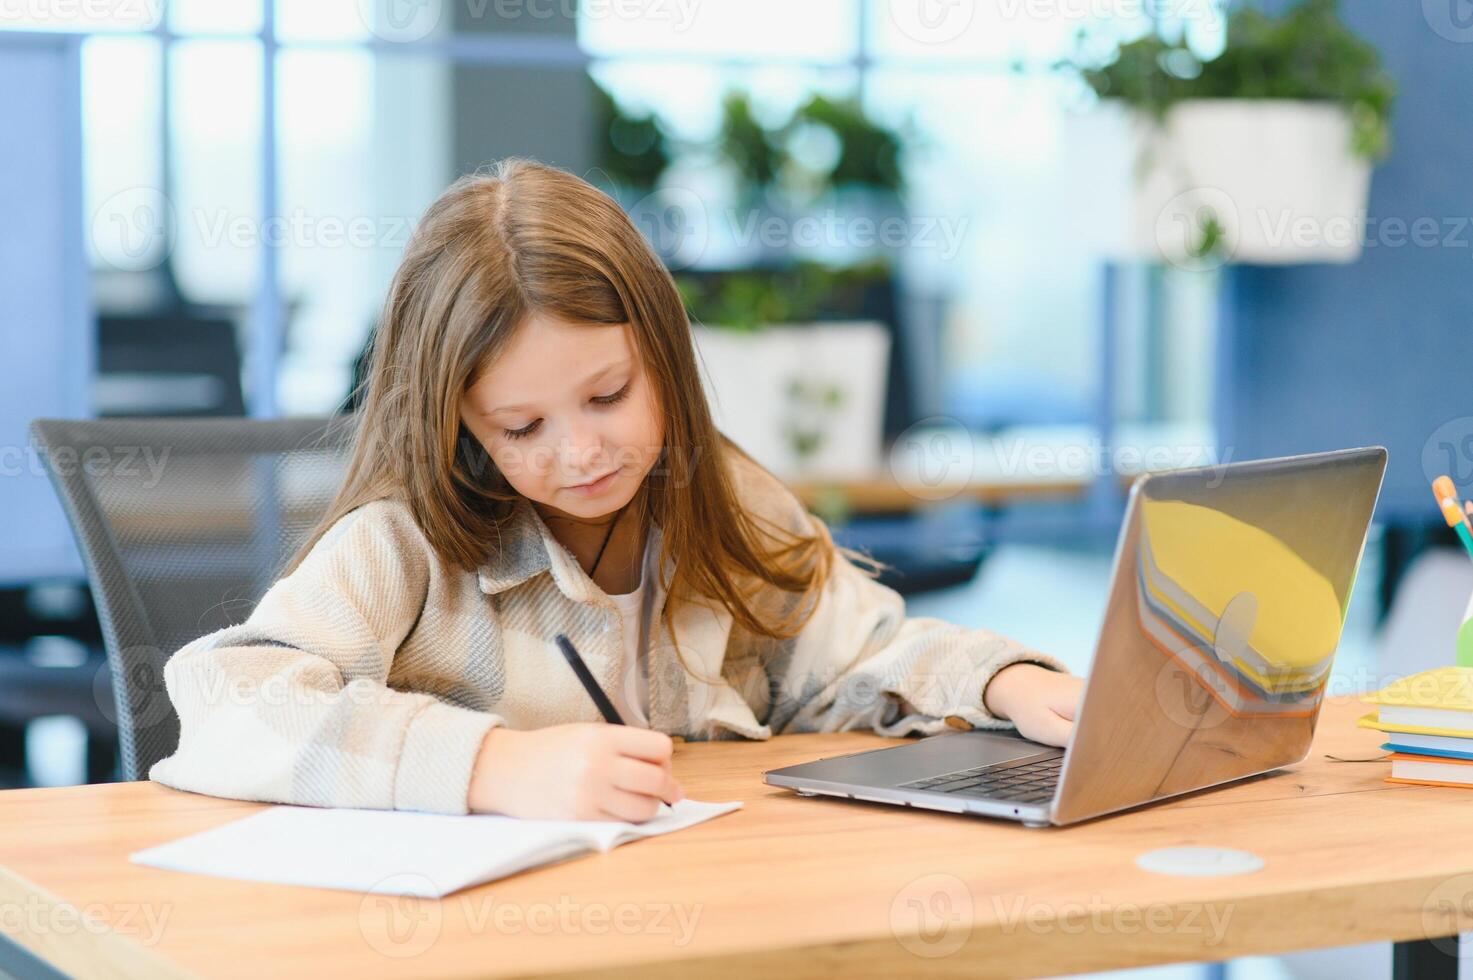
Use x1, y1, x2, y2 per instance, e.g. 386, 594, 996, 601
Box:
598, 786, 665, 823
1028, 711, 1074, 748
608, 726, 676, 764
611, 756, 683, 802
1050, 675, 1086, 720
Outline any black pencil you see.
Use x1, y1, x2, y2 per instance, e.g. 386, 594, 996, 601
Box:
554, 633, 626, 725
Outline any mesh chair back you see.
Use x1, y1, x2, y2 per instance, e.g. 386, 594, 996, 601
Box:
28, 415, 355, 779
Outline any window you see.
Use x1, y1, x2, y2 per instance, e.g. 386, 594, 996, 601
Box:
10, 0, 1222, 437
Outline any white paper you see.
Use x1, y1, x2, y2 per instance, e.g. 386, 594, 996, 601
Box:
130, 798, 742, 898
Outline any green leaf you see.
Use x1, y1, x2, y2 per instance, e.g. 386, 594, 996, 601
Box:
1062, 0, 1396, 161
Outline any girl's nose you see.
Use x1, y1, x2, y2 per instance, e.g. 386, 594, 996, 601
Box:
559, 418, 608, 472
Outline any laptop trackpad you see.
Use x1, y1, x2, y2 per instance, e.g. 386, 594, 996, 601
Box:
790, 731, 1060, 788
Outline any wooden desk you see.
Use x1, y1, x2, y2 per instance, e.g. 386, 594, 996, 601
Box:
0, 697, 1468, 979
785, 472, 1149, 515
787, 474, 1092, 514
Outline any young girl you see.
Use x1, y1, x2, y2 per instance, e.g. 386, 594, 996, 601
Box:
150, 158, 1083, 824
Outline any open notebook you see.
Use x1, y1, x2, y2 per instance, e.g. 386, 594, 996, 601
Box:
131, 798, 742, 898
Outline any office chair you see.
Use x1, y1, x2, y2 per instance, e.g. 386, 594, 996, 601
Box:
29, 416, 355, 780
96, 313, 247, 417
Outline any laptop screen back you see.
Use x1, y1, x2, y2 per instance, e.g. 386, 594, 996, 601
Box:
1052, 447, 1387, 825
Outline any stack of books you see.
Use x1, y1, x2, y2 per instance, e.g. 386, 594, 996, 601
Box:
1360, 667, 1473, 787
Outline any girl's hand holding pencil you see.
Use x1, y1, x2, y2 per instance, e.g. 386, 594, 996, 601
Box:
466, 724, 685, 822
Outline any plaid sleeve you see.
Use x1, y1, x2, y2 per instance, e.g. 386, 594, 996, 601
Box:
148, 501, 500, 814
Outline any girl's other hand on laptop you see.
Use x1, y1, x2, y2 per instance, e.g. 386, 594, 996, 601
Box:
982, 664, 1085, 747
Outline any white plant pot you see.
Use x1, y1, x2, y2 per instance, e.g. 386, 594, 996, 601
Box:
1068, 99, 1374, 267
692, 321, 890, 481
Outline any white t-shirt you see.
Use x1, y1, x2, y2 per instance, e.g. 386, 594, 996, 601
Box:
605, 529, 656, 727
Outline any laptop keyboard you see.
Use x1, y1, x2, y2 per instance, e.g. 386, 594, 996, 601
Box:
898, 755, 1062, 804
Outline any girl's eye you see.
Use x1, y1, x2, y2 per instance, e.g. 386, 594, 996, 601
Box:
502, 383, 629, 440
503, 420, 541, 441
593, 383, 631, 407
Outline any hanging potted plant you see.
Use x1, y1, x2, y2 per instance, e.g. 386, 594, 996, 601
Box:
677, 260, 893, 482
1064, 0, 1396, 267
781, 94, 909, 244
662, 91, 909, 482
589, 80, 705, 270
709, 90, 792, 266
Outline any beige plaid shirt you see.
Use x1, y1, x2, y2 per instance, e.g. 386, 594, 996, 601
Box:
150, 451, 1065, 814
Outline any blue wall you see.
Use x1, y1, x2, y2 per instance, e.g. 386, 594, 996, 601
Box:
0, 34, 89, 583
1229, 1, 1473, 520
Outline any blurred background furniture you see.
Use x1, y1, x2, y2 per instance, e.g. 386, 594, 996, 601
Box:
29, 416, 353, 780
96, 311, 246, 417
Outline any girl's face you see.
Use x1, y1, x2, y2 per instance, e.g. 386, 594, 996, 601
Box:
459, 313, 665, 521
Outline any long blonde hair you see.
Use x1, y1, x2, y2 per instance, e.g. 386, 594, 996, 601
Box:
287, 157, 880, 646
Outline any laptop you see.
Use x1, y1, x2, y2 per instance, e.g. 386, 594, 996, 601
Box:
764, 447, 1388, 827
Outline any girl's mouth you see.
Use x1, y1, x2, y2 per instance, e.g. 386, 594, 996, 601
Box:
567, 469, 620, 497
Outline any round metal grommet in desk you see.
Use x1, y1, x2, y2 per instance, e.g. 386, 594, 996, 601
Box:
1135, 846, 1264, 877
